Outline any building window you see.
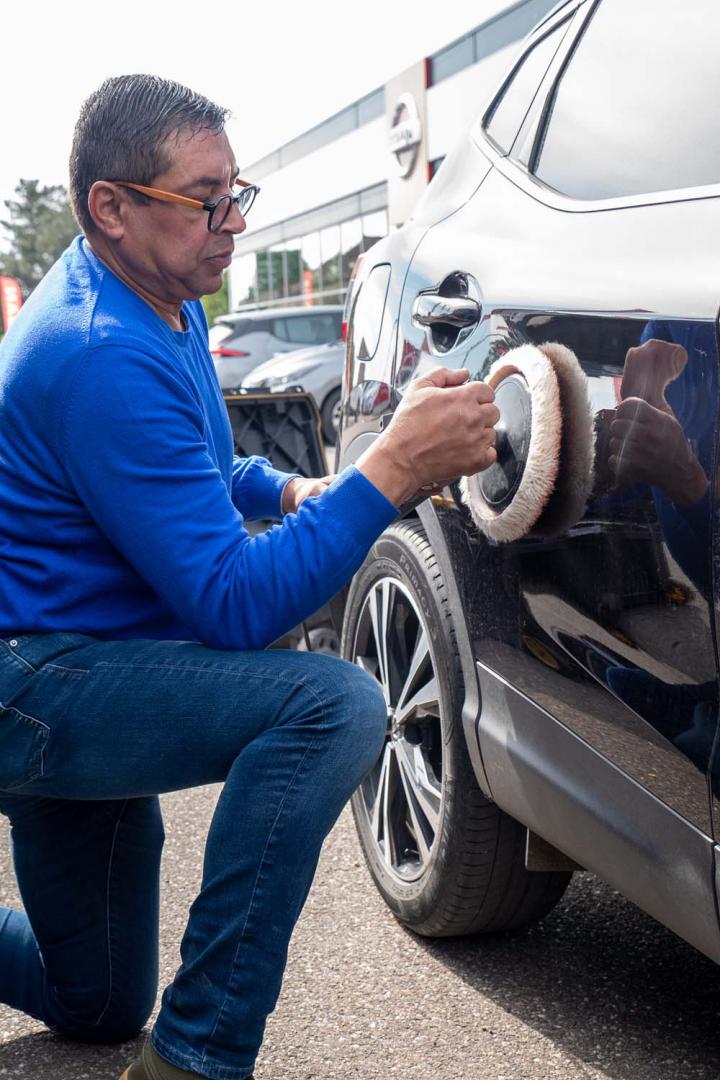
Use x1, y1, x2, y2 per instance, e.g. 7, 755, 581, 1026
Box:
256, 251, 270, 302
301, 232, 322, 302
234, 207, 389, 310
362, 210, 388, 253
285, 240, 302, 300
319, 225, 342, 302
268, 242, 286, 300
341, 218, 363, 286
233, 253, 257, 307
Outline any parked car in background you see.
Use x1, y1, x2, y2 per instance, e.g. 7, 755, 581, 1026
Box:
210, 305, 343, 389
242, 341, 344, 445
336, 0, 720, 964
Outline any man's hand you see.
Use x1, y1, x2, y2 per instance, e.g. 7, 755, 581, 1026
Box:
355, 367, 500, 508
609, 397, 708, 506
281, 475, 334, 515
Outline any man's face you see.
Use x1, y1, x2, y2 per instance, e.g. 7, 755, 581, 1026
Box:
119, 127, 244, 303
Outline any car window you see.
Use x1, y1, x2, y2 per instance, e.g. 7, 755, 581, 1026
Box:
351, 266, 391, 362
484, 17, 571, 154
285, 314, 339, 345
534, 0, 720, 199
208, 324, 233, 349
270, 318, 290, 342
212, 319, 252, 340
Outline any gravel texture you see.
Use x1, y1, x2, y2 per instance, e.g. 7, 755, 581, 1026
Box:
1, 785, 720, 1079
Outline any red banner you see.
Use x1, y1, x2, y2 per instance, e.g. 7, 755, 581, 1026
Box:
0, 276, 22, 333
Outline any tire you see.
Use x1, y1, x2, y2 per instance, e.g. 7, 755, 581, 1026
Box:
320, 387, 342, 446
297, 624, 339, 656
342, 520, 571, 937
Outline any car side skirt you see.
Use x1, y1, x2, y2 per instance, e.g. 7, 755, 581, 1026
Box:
476, 659, 720, 963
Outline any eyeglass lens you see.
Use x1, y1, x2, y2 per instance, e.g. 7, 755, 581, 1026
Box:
209, 187, 257, 232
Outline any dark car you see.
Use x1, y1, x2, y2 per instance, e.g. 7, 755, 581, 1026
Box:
335, 0, 720, 960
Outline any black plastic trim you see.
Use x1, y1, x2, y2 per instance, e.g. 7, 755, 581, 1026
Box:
476, 659, 720, 962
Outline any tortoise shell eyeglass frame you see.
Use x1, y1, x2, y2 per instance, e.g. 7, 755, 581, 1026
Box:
113, 178, 260, 232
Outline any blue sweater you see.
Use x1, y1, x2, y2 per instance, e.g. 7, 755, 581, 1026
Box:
0, 238, 397, 650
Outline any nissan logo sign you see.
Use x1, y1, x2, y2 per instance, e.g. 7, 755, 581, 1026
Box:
388, 93, 422, 179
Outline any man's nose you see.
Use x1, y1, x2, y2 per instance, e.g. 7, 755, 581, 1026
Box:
223, 202, 247, 236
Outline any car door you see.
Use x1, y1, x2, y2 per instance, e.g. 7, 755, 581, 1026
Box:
392, 0, 720, 959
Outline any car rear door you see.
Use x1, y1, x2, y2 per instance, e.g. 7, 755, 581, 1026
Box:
393, 0, 720, 958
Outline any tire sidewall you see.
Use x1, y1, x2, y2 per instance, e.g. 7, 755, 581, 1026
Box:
321, 387, 341, 445
342, 524, 470, 923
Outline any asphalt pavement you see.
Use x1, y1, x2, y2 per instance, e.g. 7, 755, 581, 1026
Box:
1, 785, 720, 1079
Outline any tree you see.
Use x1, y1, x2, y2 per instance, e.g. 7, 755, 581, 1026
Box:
0, 180, 78, 299
201, 271, 229, 325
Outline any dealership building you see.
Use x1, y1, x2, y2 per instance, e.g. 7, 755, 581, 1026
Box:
228, 0, 556, 312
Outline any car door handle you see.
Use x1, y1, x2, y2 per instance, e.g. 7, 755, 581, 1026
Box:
411, 294, 481, 330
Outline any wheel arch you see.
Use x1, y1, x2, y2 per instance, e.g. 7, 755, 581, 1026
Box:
415, 499, 493, 797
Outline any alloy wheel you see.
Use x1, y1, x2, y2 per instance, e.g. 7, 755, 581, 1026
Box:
351, 577, 444, 883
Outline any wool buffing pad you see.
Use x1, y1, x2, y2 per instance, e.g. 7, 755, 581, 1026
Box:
533, 341, 595, 538
460, 344, 562, 542
460, 342, 594, 543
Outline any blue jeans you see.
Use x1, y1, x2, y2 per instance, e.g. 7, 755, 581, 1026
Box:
0, 633, 387, 1079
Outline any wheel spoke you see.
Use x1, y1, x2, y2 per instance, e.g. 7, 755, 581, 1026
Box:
353, 572, 445, 883
396, 674, 440, 724
395, 737, 442, 838
355, 653, 379, 681
370, 744, 401, 870
396, 745, 433, 866
370, 743, 390, 843
395, 626, 429, 711
382, 747, 400, 869
369, 581, 393, 704
395, 624, 440, 723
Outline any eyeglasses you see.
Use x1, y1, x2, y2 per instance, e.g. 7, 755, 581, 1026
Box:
114, 179, 260, 233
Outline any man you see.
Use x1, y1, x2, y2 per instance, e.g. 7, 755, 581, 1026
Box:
0, 76, 498, 1080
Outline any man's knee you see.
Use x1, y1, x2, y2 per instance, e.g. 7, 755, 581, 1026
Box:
309, 655, 387, 774
49, 991, 155, 1044
46, 965, 157, 1045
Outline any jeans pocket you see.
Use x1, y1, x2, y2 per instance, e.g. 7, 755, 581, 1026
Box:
0, 706, 50, 791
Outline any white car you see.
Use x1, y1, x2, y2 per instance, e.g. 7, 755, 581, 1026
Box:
209, 305, 343, 390
242, 341, 344, 445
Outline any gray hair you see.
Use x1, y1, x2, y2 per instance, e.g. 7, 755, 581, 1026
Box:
69, 74, 230, 233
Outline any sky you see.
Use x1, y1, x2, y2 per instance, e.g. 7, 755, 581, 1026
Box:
2, 1, 507, 221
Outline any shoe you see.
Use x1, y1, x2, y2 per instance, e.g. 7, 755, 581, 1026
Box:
120, 1038, 256, 1079
120, 1075, 254, 1080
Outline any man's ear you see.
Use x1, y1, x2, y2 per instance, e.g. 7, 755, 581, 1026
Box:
87, 181, 126, 240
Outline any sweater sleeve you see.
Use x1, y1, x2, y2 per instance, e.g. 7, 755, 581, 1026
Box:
231, 455, 300, 520
60, 345, 397, 650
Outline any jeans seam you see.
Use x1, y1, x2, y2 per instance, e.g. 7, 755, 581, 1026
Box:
42, 664, 90, 675
202, 725, 323, 1068
2, 648, 37, 674
90, 662, 327, 689
0, 702, 50, 733
152, 1031, 253, 1079
0, 700, 51, 789
91, 799, 129, 1030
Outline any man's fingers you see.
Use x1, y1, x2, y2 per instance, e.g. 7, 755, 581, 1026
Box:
478, 401, 501, 426
470, 444, 497, 472
414, 366, 470, 389
615, 396, 652, 420
610, 419, 648, 441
